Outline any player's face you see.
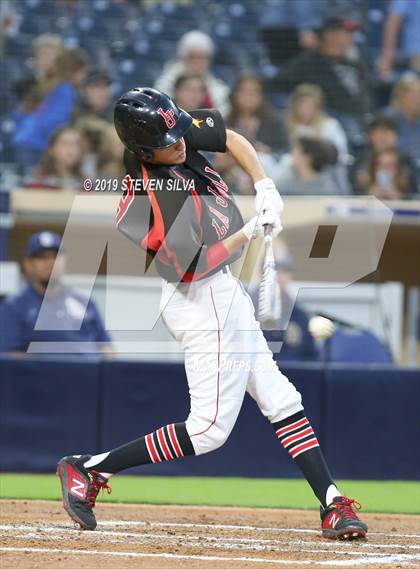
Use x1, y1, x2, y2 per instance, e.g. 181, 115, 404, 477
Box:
152, 138, 186, 165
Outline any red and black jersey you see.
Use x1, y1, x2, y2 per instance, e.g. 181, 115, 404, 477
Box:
116, 109, 244, 282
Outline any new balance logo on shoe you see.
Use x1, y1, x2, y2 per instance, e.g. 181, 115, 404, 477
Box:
70, 477, 87, 499
329, 513, 340, 529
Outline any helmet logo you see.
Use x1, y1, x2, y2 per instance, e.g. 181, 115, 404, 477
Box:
157, 107, 176, 129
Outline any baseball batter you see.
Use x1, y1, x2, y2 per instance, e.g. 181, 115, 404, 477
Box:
58, 87, 367, 540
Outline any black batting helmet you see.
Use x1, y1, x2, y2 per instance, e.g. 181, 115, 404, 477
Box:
114, 87, 192, 158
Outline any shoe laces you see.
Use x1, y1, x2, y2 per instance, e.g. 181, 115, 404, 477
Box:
86, 471, 112, 508
336, 497, 362, 519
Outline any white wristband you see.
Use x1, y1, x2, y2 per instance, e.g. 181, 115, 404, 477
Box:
254, 177, 275, 194
241, 217, 257, 240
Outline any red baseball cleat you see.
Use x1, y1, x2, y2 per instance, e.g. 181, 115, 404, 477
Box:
57, 455, 111, 530
321, 496, 368, 540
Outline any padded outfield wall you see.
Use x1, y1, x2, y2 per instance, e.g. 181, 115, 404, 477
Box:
0, 357, 418, 480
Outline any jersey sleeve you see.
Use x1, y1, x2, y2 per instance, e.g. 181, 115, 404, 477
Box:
184, 109, 227, 153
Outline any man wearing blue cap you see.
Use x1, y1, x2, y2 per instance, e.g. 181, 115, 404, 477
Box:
0, 231, 112, 354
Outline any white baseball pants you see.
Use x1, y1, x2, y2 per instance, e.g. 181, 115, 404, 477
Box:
160, 267, 303, 456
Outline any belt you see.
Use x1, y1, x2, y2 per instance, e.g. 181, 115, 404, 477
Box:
167, 265, 230, 284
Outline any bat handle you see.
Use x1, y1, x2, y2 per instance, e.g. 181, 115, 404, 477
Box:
264, 223, 273, 243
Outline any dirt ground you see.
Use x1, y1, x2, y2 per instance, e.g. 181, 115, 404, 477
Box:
0, 499, 419, 569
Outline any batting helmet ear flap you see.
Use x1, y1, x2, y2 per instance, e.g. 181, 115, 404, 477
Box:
137, 147, 154, 161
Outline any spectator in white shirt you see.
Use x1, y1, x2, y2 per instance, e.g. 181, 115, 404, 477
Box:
154, 31, 230, 116
285, 83, 348, 162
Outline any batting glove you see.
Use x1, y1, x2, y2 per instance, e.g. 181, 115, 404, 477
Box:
241, 210, 283, 241
254, 178, 284, 216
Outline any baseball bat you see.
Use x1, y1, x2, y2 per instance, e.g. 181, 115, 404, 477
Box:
258, 224, 281, 329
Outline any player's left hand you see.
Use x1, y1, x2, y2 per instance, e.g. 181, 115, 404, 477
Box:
254, 178, 284, 216
256, 209, 282, 238
242, 210, 282, 241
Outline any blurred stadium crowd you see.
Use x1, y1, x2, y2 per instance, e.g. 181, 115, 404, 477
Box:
0, 0, 419, 198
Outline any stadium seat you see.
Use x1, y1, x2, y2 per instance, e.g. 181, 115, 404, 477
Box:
323, 328, 393, 364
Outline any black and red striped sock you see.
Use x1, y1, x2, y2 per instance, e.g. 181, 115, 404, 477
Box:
273, 411, 338, 508
83, 422, 195, 474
